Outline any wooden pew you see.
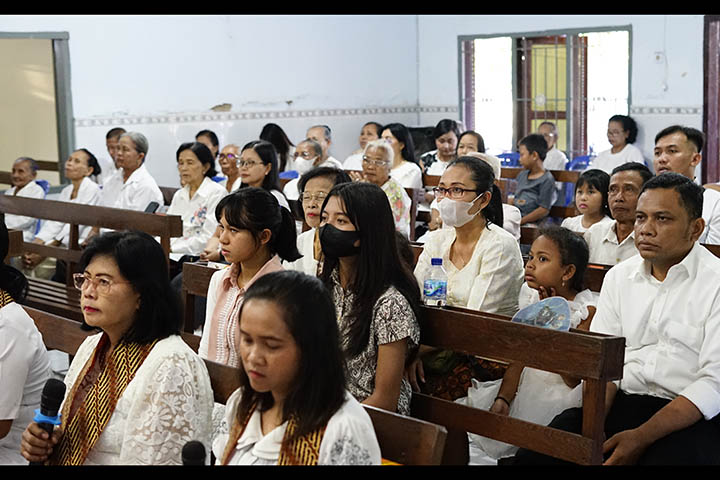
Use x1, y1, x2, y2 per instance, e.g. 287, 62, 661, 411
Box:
0, 195, 182, 321
5, 229, 23, 260
24, 305, 447, 465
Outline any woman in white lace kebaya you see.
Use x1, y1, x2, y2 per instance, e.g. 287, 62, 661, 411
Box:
213, 270, 381, 465
20, 231, 213, 465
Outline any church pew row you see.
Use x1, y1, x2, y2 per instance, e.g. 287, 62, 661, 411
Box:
180, 261, 625, 465
1, 195, 182, 321
23, 306, 447, 466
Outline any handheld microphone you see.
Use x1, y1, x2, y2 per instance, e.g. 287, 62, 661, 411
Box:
29, 378, 66, 466
182, 440, 206, 465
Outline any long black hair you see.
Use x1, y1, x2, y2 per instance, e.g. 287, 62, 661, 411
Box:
240, 140, 282, 193
215, 187, 301, 262
260, 123, 295, 172
236, 270, 346, 441
79, 230, 181, 344
0, 218, 28, 301
382, 123, 419, 166
319, 182, 421, 359
447, 156, 504, 228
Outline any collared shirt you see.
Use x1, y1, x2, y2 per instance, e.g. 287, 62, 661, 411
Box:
584, 219, 638, 265
414, 225, 524, 316
99, 168, 125, 208
590, 243, 720, 420
166, 177, 227, 258
219, 176, 242, 193
391, 161, 424, 190
544, 146, 569, 194
380, 177, 411, 238
35, 177, 101, 246
199, 256, 284, 367
701, 187, 720, 245
111, 164, 163, 212
588, 143, 645, 175
561, 214, 614, 235
3, 181, 46, 241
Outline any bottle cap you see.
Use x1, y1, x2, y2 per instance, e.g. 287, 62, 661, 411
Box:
431, 258, 443, 266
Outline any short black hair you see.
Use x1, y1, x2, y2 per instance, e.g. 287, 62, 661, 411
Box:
576, 169, 612, 218
176, 141, 218, 178
537, 226, 589, 292
297, 166, 351, 195
105, 127, 126, 140
611, 162, 653, 185
363, 121, 384, 137
609, 115, 638, 144
195, 129, 219, 148
640, 172, 704, 221
78, 231, 181, 344
519, 133, 548, 161
235, 270, 347, 442
654, 125, 705, 154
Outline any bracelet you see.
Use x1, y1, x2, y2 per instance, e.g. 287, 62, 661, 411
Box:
494, 395, 511, 406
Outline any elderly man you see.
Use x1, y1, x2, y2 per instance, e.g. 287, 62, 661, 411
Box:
3, 157, 45, 242
283, 138, 341, 201
583, 162, 653, 265
653, 125, 720, 245
505, 173, 720, 465
306, 125, 342, 170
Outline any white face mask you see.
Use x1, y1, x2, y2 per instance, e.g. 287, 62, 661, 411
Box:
437, 194, 483, 228
294, 156, 317, 174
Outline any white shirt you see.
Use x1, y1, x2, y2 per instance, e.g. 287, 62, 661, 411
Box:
219, 176, 242, 193
391, 161, 424, 190
213, 389, 381, 465
589, 143, 645, 175
544, 146, 568, 192
283, 227, 318, 276
414, 226, 524, 316
3, 181, 46, 241
590, 243, 720, 420
110, 164, 164, 212
561, 214, 614, 235
62, 334, 214, 465
424, 199, 521, 242
0, 302, 51, 464
584, 219, 638, 265
94, 156, 117, 186
166, 176, 228, 259
99, 168, 125, 208
35, 177, 101, 246
701, 187, 720, 245
343, 151, 363, 171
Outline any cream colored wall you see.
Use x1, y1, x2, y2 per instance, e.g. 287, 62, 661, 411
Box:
0, 38, 60, 187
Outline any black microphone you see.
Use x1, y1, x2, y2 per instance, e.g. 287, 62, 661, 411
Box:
29, 378, 66, 466
182, 440, 206, 465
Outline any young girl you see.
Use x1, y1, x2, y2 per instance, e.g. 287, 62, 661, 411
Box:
213, 270, 381, 465
468, 226, 596, 462
561, 169, 614, 235
199, 187, 301, 368
319, 182, 421, 415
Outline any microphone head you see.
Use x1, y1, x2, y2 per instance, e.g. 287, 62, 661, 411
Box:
182, 440, 206, 465
40, 378, 66, 417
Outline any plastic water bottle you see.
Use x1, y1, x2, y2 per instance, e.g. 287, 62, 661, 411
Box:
423, 258, 447, 307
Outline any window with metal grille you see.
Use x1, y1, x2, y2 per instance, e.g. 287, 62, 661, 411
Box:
459, 28, 630, 165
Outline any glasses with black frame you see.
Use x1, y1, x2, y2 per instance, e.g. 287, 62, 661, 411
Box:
432, 186, 481, 200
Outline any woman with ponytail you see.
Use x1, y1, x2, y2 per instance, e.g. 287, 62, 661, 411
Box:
0, 219, 51, 464
410, 156, 524, 400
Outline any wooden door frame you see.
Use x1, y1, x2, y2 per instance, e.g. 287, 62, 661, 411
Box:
703, 15, 720, 184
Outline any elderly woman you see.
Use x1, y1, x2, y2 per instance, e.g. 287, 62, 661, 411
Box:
283, 138, 341, 201
166, 142, 228, 262
349, 139, 412, 238
20, 231, 213, 465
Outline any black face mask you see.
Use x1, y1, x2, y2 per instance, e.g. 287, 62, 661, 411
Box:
319, 224, 361, 259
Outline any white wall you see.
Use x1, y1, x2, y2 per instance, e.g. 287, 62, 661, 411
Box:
417, 14, 705, 165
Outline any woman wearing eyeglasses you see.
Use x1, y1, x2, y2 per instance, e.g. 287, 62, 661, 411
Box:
21, 231, 213, 465
409, 156, 524, 400
588, 114, 645, 175
348, 139, 412, 238
284, 167, 351, 276
218, 144, 242, 193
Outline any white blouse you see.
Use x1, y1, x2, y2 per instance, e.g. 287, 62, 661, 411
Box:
61, 334, 214, 465
109, 164, 164, 212
414, 226, 524, 316
35, 177, 101, 246
391, 161, 424, 190
560, 214, 613, 235
588, 143, 645, 175
213, 389, 381, 465
3, 181, 46, 242
166, 177, 228, 259
0, 302, 51, 464
283, 227, 318, 276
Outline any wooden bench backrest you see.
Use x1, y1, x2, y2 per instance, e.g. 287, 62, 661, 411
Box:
5, 229, 23, 260
23, 305, 447, 465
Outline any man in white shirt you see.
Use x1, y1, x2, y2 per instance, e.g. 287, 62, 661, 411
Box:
653, 125, 720, 245
94, 127, 126, 185
507, 173, 720, 465
537, 121, 568, 205
306, 125, 342, 168
3, 157, 45, 242
584, 162, 653, 265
